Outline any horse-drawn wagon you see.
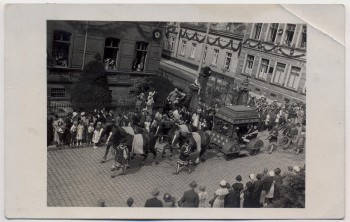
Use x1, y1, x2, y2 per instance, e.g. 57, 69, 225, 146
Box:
208, 105, 264, 160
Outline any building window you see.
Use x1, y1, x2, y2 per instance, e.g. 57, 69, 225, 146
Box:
258, 58, 270, 80
287, 66, 301, 89
243, 55, 255, 75
170, 37, 175, 51
267, 23, 279, 43
203, 46, 208, 62
284, 24, 296, 46
223, 52, 232, 70
51, 88, 65, 98
103, 38, 120, 70
132, 41, 148, 72
252, 23, 263, 40
180, 40, 187, 56
190, 43, 197, 59
299, 25, 307, 49
211, 49, 219, 66
52, 31, 71, 67
272, 62, 287, 85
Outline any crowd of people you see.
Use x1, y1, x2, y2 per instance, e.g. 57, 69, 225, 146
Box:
247, 95, 306, 155
47, 88, 306, 157
103, 164, 304, 208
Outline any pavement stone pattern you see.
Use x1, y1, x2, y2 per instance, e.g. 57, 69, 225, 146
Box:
48, 130, 305, 207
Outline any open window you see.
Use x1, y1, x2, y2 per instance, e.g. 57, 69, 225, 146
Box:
103, 38, 120, 70
299, 25, 307, 49
52, 31, 72, 67
284, 24, 296, 46
132, 41, 149, 72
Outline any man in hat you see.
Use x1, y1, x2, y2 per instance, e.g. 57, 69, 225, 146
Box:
178, 181, 199, 207
144, 188, 163, 207
111, 138, 129, 177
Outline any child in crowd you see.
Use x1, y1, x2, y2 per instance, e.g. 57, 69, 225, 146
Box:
87, 122, 94, 145
76, 120, 85, 146
70, 121, 78, 146
92, 122, 103, 149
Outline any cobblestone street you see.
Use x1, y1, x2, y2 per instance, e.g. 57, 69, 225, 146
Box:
48, 133, 305, 207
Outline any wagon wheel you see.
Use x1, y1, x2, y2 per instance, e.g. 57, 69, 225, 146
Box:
250, 140, 264, 155
225, 154, 235, 161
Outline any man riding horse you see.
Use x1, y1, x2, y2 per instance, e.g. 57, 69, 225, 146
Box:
175, 130, 211, 174
109, 125, 158, 176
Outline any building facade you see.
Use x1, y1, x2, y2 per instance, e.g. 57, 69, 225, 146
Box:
235, 23, 306, 103
47, 21, 164, 103
160, 22, 246, 92
161, 22, 306, 104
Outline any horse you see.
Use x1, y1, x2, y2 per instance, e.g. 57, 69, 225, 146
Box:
175, 130, 211, 174
161, 123, 193, 157
111, 125, 158, 167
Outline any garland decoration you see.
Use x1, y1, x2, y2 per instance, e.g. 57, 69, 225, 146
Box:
176, 27, 306, 59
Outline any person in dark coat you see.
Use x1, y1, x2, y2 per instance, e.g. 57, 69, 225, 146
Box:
224, 183, 236, 208
243, 174, 255, 208
252, 174, 264, 208
47, 114, 54, 146
261, 171, 275, 205
273, 168, 282, 200
144, 188, 163, 207
231, 175, 244, 208
178, 181, 199, 207
63, 112, 73, 145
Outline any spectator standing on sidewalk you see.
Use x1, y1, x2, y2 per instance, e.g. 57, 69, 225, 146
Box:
144, 188, 163, 207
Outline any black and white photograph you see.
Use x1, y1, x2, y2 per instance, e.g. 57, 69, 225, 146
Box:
4, 3, 346, 220
47, 21, 306, 208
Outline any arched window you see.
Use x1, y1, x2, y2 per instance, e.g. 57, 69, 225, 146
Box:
52, 31, 72, 67
103, 38, 120, 70
132, 41, 149, 72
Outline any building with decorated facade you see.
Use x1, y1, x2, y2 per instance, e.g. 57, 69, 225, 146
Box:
47, 21, 165, 103
161, 22, 306, 104
160, 22, 246, 92
234, 23, 306, 103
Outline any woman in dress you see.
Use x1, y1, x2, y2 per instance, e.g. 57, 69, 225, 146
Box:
52, 114, 65, 147
198, 185, 209, 208
211, 180, 229, 208
232, 175, 244, 208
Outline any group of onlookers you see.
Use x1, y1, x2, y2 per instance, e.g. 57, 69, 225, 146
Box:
48, 89, 306, 157
113, 165, 304, 208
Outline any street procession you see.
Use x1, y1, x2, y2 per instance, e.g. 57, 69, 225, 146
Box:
47, 21, 306, 208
